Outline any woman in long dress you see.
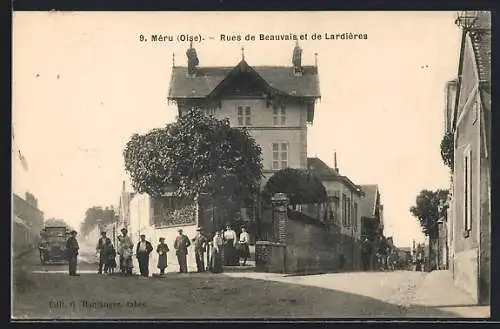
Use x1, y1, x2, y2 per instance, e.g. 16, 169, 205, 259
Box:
209, 231, 224, 273
157, 237, 169, 276
223, 225, 237, 266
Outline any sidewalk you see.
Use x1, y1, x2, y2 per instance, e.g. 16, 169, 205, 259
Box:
13, 247, 36, 260
412, 270, 490, 318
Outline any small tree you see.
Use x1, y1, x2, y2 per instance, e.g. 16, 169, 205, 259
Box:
409, 189, 449, 270
409, 189, 449, 239
262, 168, 327, 206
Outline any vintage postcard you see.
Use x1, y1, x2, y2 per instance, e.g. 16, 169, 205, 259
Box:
11, 11, 491, 320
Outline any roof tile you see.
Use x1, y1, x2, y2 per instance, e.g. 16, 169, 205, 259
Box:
168, 64, 320, 99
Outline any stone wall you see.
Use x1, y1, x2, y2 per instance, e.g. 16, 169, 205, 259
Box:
255, 241, 285, 273
132, 224, 200, 274
255, 193, 361, 274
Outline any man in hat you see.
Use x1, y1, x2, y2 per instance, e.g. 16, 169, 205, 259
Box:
117, 228, 134, 275
136, 234, 153, 277
173, 229, 191, 273
192, 227, 208, 272
65, 230, 80, 276
96, 231, 111, 274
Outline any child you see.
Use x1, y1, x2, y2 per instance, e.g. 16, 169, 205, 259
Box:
157, 237, 169, 276
105, 243, 117, 275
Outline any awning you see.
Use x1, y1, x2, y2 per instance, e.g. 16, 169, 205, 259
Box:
13, 215, 30, 229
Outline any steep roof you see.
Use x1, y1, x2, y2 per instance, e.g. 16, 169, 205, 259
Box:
168, 61, 320, 99
469, 12, 491, 84
359, 184, 379, 218
307, 157, 339, 180
307, 157, 363, 195
453, 11, 491, 129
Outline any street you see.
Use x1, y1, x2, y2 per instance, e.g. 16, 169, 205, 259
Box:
12, 250, 489, 319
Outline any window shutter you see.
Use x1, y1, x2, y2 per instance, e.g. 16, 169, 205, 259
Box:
467, 147, 473, 231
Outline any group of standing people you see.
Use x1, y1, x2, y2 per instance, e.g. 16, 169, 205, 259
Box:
65, 224, 251, 277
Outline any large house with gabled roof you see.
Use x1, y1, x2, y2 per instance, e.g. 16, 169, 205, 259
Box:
167, 42, 321, 184
447, 11, 491, 305
126, 43, 322, 272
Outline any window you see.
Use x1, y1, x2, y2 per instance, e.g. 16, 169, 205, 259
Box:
203, 108, 216, 116
346, 197, 351, 226
463, 147, 472, 233
273, 105, 286, 125
272, 142, 288, 170
237, 106, 251, 126
342, 194, 347, 226
353, 202, 358, 231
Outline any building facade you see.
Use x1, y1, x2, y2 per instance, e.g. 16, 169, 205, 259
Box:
358, 184, 385, 269
168, 42, 320, 184
307, 156, 364, 270
447, 11, 491, 305
13, 192, 44, 255
359, 184, 384, 240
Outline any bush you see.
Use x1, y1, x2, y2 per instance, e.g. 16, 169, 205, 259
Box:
262, 168, 327, 206
440, 131, 454, 172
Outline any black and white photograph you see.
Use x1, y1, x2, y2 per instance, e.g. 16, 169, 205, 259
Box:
11, 11, 491, 319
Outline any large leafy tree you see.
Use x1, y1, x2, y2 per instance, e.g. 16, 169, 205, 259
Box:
262, 168, 328, 206
409, 189, 449, 239
80, 206, 116, 237
123, 108, 263, 206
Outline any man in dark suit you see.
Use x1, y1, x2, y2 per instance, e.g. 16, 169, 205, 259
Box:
96, 231, 111, 274
136, 234, 153, 277
66, 230, 80, 276
192, 227, 207, 272
174, 229, 191, 273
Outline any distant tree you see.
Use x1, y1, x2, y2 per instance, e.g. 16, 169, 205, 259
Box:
262, 168, 328, 206
409, 189, 449, 239
123, 108, 263, 215
80, 206, 116, 237
44, 218, 71, 229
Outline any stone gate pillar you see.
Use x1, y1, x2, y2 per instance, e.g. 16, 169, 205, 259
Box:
272, 193, 289, 244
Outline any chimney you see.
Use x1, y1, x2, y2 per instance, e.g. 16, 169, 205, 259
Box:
292, 41, 303, 76
186, 41, 199, 76
334, 151, 339, 174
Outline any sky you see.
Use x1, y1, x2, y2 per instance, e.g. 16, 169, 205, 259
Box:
12, 11, 461, 248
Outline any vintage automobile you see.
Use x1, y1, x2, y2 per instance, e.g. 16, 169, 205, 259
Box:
39, 226, 69, 264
